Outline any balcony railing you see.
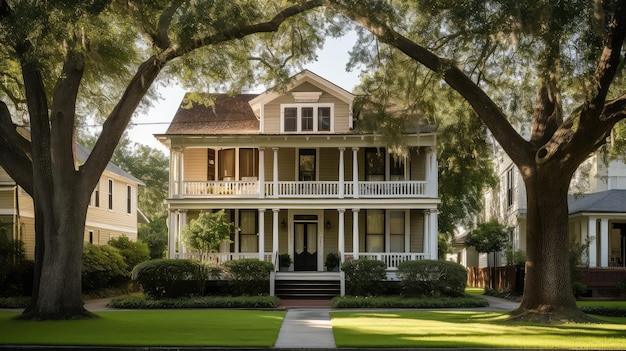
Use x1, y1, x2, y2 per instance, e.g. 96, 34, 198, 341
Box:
178, 180, 432, 198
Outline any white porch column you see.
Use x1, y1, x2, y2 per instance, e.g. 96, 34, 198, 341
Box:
168, 210, 178, 258
169, 150, 176, 198
352, 147, 359, 198
178, 209, 187, 258
338, 209, 346, 261
272, 208, 279, 264
352, 208, 360, 259
258, 208, 266, 261
600, 218, 609, 267
258, 147, 265, 199
273, 148, 279, 198
338, 147, 345, 198
177, 148, 185, 198
426, 147, 437, 197
588, 217, 598, 267
423, 210, 430, 259
429, 210, 439, 259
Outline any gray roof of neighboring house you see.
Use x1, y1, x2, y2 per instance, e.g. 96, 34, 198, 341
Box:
165, 93, 260, 135
568, 189, 626, 214
75, 144, 144, 186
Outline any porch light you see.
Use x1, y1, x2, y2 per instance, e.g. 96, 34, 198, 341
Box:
281, 219, 286, 228
326, 220, 331, 229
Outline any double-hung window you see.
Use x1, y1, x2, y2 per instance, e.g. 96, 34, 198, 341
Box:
281, 104, 333, 132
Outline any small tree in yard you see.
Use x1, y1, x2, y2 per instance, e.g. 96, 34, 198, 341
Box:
183, 210, 235, 263
465, 220, 509, 289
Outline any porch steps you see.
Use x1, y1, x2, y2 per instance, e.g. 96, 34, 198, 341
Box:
274, 272, 340, 299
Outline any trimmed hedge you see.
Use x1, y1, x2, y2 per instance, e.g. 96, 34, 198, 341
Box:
397, 260, 467, 297
0, 296, 30, 308
108, 295, 280, 309
223, 259, 273, 296
82, 243, 128, 293
331, 295, 489, 308
341, 259, 387, 296
108, 236, 150, 273
132, 259, 207, 298
580, 307, 626, 317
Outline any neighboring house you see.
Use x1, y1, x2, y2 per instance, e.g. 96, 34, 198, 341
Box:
0, 143, 145, 259
156, 70, 440, 292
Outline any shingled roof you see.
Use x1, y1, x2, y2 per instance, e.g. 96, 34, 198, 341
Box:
165, 93, 260, 135
568, 189, 626, 214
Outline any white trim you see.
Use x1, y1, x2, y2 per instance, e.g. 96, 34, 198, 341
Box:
85, 220, 138, 234
280, 103, 334, 133
107, 178, 114, 211
292, 91, 322, 102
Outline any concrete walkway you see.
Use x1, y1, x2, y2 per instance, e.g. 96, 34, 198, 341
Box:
275, 308, 336, 348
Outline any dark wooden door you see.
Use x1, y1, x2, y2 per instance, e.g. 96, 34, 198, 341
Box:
294, 222, 317, 271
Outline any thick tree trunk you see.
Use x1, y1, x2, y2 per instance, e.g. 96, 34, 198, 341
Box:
509, 168, 595, 322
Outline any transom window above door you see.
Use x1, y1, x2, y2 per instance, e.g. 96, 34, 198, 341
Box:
281, 104, 333, 132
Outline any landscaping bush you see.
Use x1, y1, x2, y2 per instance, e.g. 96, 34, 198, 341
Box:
341, 259, 387, 296
108, 236, 150, 273
331, 295, 489, 308
580, 307, 626, 317
223, 259, 273, 295
82, 243, 128, 293
0, 236, 33, 297
132, 259, 207, 298
397, 260, 467, 297
109, 295, 280, 309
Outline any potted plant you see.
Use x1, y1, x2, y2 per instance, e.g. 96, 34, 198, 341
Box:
325, 252, 340, 272
278, 253, 292, 271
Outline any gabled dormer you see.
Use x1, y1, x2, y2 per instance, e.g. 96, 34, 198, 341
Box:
249, 70, 355, 134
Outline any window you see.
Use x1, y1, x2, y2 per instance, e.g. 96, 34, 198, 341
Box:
506, 168, 514, 208
239, 210, 258, 253
88, 230, 94, 244
318, 107, 331, 131
281, 104, 333, 132
390, 157, 405, 181
108, 179, 113, 210
366, 210, 385, 252
299, 149, 316, 181
218, 149, 235, 180
365, 148, 385, 181
93, 181, 100, 207
207, 149, 216, 181
239, 148, 258, 179
126, 185, 132, 214
390, 211, 405, 252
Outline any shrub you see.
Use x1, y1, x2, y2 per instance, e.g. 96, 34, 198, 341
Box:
341, 259, 387, 296
82, 243, 128, 293
331, 295, 489, 309
397, 260, 467, 297
108, 295, 280, 309
132, 259, 207, 299
223, 259, 273, 295
108, 236, 150, 273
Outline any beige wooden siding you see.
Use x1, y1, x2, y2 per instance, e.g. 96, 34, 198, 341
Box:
410, 210, 424, 253
262, 81, 351, 133
184, 148, 208, 181
278, 148, 296, 181
0, 167, 14, 183
278, 212, 289, 253
323, 210, 339, 256
318, 148, 339, 181
411, 147, 426, 180
19, 216, 35, 260
0, 189, 14, 211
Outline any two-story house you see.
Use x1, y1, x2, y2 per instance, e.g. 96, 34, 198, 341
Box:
0, 142, 145, 259
156, 71, 440, 295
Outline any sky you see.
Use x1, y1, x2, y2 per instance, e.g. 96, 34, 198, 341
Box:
126, 33, 361, 154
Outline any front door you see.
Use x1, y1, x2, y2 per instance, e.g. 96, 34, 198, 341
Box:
294, 222, 317, 271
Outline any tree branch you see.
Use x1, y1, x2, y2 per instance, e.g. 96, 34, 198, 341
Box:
0, 101, 33, 196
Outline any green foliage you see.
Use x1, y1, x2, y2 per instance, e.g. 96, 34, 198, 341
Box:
505, 249, 526, 265
341, 259, 387, 296
569, 239, 589, 297
138, 216, 168, 259
278, 253, 292, 267
0, 296, 30, 309
331, 295, 488, 309
82, 243, 129, 293
325, 252, 340, 270
484, 287, 522, 302
579, 307, 626, 318
108, 236, 150, 272
223, 259, 274, 295
397, 260, 467, 297
0, 230, 32, 297
109, 295, 280, 309
132, 259, 207, 299
183, 210, 235, 261
465, 221, 510, 255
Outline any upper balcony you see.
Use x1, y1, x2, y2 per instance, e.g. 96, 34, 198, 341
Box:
177, 179, 432, 199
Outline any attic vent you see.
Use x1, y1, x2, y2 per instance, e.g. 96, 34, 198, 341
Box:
292, 92, 322, 102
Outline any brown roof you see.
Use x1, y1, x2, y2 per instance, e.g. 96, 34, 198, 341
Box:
165, 93, 259, 135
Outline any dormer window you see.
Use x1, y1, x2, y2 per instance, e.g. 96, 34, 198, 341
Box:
281, 104, 333, 133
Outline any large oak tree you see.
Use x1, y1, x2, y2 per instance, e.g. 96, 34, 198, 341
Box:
329, 0, 626, 321
0, 0, 327, 320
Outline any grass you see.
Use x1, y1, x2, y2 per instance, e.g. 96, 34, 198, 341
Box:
0, 310, 285, 347
331, 311, 626, 348
577, 300, 626, 308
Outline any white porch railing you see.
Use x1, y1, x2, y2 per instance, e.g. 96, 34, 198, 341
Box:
345, 252, 430, 270
181, 180, 430, 198
204, 252, 273, 266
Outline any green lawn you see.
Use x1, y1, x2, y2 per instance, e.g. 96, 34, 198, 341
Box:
577, 300, 626, 308
331, 311, 626, 348
0, 310, 285, 347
